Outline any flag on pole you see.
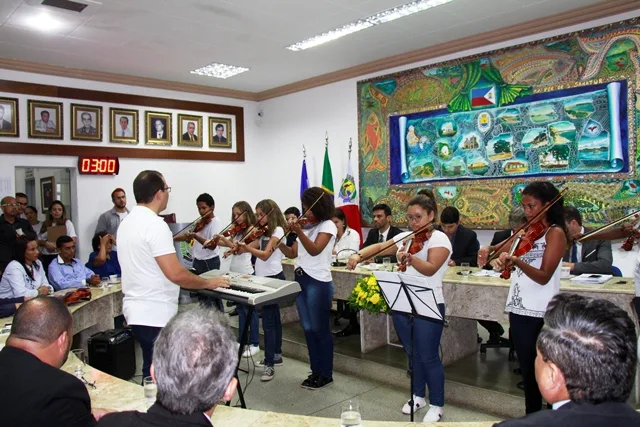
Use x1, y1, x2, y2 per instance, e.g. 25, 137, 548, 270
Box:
300, 159, 309, 198
337, 142, 363, 245
321, 145, 334, 197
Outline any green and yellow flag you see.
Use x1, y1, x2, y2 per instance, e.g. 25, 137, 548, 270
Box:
321, 145, 334, 197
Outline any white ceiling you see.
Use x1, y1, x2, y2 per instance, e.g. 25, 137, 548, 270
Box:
0, 0, 610, 92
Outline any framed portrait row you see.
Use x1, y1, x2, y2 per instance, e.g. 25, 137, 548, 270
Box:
0, 97, 233, 149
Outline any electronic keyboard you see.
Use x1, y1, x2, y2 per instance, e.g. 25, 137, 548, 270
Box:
197, 271, 300, 306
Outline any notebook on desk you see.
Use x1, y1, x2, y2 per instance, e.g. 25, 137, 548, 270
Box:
570, 274, 612, 284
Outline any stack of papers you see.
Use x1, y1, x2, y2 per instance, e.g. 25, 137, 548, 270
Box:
471, 270, 502, 277
569, 274, 612, 284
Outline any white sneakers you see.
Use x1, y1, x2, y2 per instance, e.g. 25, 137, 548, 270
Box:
242, 345, 260, 358
401, 396, 426, 415
423, 405, 443, 422
401, 397, 443, 422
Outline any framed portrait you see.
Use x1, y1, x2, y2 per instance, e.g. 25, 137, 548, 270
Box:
0, 97, 19, 137
28, 100, 63, 139
110, 108, 138, 144
40, 176, 55, 213
145, 111, 172, 146
208, 117, 232, 148
177, 114, 202, 147
71, 104, 102, 141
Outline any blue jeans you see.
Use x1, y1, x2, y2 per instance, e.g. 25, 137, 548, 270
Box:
193, 257, 223, 311
262, 272, 285, 366
295, 268, 334, 377
393, 304, 445, 406
130, 324, 162, 381
238, 305, 259, 346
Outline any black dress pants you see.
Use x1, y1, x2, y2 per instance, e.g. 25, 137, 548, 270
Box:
509, 312, 544, 414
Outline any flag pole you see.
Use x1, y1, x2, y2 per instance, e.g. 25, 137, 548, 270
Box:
348, 137, 352, 160
325, 131, 328, 147
303, 144, 306, 159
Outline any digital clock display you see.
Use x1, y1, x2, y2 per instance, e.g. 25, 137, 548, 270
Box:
78, 156, 120, 175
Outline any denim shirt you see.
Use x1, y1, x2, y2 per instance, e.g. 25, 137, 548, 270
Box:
48, 256, 95, 290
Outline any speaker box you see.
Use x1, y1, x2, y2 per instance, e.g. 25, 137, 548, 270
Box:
88, 328, 136, 381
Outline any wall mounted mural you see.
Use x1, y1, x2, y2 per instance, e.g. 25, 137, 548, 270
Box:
357, 19, 640, 228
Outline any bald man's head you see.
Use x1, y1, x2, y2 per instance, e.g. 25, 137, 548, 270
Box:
10, 297, 72, 345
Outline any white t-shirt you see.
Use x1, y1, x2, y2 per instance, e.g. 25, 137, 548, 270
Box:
505, 229, 562, 318
295, 220, 337, 282
39, 219, 77, 255
393, 230, 452, 304
117, 205, 178, 328
229, 234, 253, 275
117, 211, 128, 221
255, 226, 284, 277
634, 248, 640, 296
191, 217, 221, 261
334, 227, 360, 260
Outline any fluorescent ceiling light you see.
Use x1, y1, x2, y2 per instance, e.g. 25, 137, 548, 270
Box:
26, 12, 62, 32
190, 62, 250, 79
287, 0, 454, 51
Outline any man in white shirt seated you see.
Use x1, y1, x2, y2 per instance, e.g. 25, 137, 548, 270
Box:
493, 293, 640, 427
117, 170, 229, 381
96, 308, 237, 427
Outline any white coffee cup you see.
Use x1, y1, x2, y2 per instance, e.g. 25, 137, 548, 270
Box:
561, 266, 571, 279
109, 274, 118, 283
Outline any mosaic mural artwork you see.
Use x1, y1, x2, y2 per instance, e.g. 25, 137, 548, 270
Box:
357, 19, 640, 228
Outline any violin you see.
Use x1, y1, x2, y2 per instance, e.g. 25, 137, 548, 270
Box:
230, 225, 268, 255
500, 221, 547, 280
206, 222, 248, 250
193, 212, 213, 233
397, 223, 435, 272
63, 288, 92, 305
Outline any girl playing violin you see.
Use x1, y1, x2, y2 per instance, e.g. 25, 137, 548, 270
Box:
347, 195, 451, 422
236, 199, 287, 382
214, 201, 260, 358
173, 193, 222, 310
477, 181, 567, 414
278, 187, 336, 390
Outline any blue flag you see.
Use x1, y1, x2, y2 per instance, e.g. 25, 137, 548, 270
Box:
300, 159, 309, 198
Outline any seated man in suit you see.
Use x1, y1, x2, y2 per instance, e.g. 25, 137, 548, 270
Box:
563, 207, 612, 275
97, 308, 238, 427
440, 206, 479, 267
362, 203, 403, 263
0, 297, 111, 426
494, 293, 640, 426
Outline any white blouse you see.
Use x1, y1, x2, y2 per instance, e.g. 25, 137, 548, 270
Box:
0, 260, 52, 298
505, 230, 561, 318
333, 227, 360, 260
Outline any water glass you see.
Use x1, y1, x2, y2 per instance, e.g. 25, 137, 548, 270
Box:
100, 277, 110, 291
70, 349, 85, 377
382, 257, 392, 271
341, 399, 362, 427
143, 376, 157, 406
461, 262, 471, 276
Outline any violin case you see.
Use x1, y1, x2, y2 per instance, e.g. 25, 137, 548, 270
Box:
88, 328, 136, 380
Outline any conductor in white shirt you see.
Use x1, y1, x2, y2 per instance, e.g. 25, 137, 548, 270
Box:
117, 170, 230, 380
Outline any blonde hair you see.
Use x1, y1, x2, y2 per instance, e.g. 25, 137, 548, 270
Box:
255, 199, 286, 237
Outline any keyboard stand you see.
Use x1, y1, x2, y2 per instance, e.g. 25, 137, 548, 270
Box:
226, 304, 252, 409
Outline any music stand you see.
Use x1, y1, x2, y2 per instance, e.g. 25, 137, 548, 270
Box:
373, 271, 444, 422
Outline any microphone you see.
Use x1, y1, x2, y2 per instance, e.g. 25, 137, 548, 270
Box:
333, 248, 358, 267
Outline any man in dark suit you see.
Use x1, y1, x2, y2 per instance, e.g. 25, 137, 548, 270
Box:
440, 206, 479, 267
0, 196, 34, 275
494, 293, 640, 426
362, 203, 403, 263
563, 207, 612, 275
97, 308, 238, 427
153, 119, 167, 139
0, 297, 111, 426
0, 104, 12, 131
182, 122, 198, 142
212, 123, 227, 143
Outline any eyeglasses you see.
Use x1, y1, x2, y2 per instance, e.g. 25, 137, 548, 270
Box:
161, 187, 171, 193
405, 214, 426, 223
1, 203, 20, 207
16, 202, 27, 206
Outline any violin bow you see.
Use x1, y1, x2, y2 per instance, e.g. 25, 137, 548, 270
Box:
203, 210, 247, 247
238, 207, 274, 245
576, 209, 640, 242
486, 187, 568, 263
272, 192, 325, 249
171, 209, 213, 237
363, 222, 434, 263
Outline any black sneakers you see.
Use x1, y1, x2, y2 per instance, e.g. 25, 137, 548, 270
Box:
301, 373, 333, 390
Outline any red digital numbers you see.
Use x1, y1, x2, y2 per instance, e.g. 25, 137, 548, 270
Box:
78, 157, 120, 175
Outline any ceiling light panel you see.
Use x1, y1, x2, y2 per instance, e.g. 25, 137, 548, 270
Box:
190, 62, 250, 79
287, 0, 454, 51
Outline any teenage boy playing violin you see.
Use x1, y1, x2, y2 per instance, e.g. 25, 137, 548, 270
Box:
347, 194, 451, 422
477, 181, 567, 415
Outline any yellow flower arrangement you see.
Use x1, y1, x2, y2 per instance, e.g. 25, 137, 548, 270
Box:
348, 274, 390, 314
